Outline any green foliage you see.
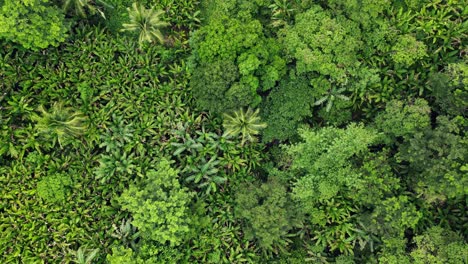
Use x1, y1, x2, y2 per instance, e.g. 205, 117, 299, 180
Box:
111, 218, 139, 249
371, 195, 422, 237
378, 237, 411, 264
1, 0, 467, 262
374, 99, 431, 142
284, 124, 383, 255
390, 34, 427, 66
149, 0, 201, 31
36, 173, 73, 203
117, 158, 194, 246
190, 15, 286, 111
200, 0, 276, 22
313, 86, 350, 113
0, 151, 122, 262
0, 24, 200, 262
280, 5, 362, 85
0, 0, 67, 50
352, 150, 401, 205
94, 150, 135, 183
309, 196, 359, 255
107, 246, 136, 264
122, 2, 169, 45
223, 108, 267, 145
278, 3, 384, 113
396, 115, 468, 203
269, 0, 298, 28
31, 102, 86, 148
396, 1, 467, 63
430, 61, 468, 116
234, 179, 301, 253
31, 102, 87, 148
61, 0, 108, 18
169, 122, 260, 194
288, 123, 377, 203
185, 195, 259, 263
184, 155, 223, 194
72, 247, 100, 264
316, 98, 353, 126
410, 226, 468, 264
190, 60, 241, 113
261, 77, 314, 142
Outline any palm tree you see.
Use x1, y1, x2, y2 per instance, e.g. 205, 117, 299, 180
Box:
223, 108, 267, 145
121, 2, 169, 46
314, 87, 350, 112
31, 102, 87, 148
61, 0, 108, 18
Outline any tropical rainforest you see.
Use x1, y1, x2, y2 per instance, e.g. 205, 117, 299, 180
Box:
0, 0, 467, 263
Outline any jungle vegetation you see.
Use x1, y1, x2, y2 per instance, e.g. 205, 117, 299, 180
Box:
0, 0, 467, 263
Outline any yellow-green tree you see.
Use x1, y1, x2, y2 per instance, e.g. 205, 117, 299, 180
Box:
0, 0, 67, 50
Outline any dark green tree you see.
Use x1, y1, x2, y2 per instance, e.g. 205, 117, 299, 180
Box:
190, 15, 286, 112
261, 77, 314, 142
190, 60, 240, 113
374, 98, 431, 142
396, 115, 468, 203
235, 179, 302, 254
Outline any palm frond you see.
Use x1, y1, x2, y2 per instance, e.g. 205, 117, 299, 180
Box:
122, 2, 169, 46
32, 102, 87, 148
223, 108, 267, 145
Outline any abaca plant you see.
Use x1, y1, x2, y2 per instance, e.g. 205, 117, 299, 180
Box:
31, 102, 87, 148
223, 108, 267, 145
122, 2, 169, 46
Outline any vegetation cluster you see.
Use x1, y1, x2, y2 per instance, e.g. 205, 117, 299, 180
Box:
0, 0, 467, 263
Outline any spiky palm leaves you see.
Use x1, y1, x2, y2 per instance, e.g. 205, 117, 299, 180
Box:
223, 108, 267, 145
31, 102, 87, 148
122, 2, 169, 46
62, 0, 107, 18
314, 87, 350, 112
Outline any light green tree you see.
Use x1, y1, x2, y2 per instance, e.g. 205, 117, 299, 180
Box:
374, 99, 431, 142
411, 226, 468, 264
0, 0, 67, 50
288, 123, 377, 203
36, 173, 73, 203
117, 158, 194, 246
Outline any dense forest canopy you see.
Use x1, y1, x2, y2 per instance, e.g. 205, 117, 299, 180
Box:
0, 0, 467, 263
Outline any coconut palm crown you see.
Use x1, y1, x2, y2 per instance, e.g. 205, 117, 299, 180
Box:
31, 102, 87, 148
61, 0, 108, 18
223, 108, 267, 145
121, 2, 169, 45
